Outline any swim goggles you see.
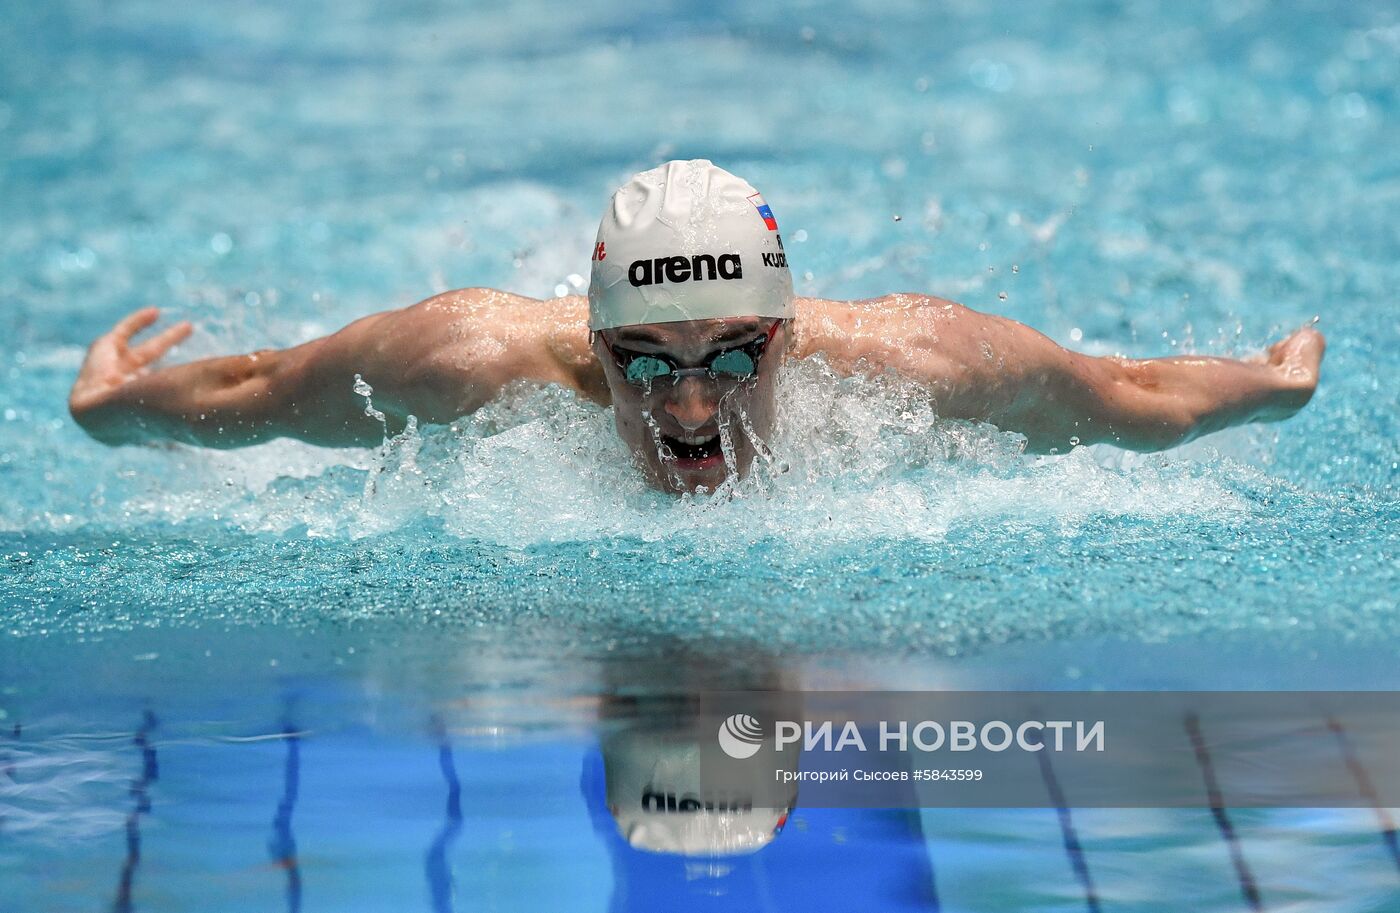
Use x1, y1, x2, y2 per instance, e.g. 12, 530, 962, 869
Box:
596, 320, 782, 387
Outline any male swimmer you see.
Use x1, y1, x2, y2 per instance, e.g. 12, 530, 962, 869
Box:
69, 159, 1324, 493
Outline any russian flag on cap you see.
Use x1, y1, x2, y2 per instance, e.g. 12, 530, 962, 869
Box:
747, 193, 778, 231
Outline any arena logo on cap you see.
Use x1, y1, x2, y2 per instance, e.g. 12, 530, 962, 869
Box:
627, 253, 742, 288
717, 713, 764, 759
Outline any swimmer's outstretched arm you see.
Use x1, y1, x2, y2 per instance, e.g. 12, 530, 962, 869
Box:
68, 305, 441, 447
988, 325, 1325, 452
800, 295, 1325, 453
68, 289, 590, 448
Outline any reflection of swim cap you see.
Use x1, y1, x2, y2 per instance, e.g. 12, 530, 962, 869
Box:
601, 726, 797, 856
588, 159, 796, 331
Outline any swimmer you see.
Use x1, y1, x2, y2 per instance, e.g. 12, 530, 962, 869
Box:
68, 159, 1325, 493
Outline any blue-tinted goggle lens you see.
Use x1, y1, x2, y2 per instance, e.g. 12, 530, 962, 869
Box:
709, 349, 759, 377
621, 350, 759, 385
624, 355, 672, 384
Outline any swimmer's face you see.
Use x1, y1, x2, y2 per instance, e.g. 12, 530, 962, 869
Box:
593, 317, 786, 494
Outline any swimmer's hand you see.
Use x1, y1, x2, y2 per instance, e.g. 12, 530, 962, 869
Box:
67, 303, 390, 448
69, 307, 194, 443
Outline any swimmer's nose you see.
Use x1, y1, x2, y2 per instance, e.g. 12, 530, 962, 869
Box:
662, 376, 719, 432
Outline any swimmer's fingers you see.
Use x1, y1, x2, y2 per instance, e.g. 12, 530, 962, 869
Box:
109, 307, 162, 350
130, 320, 193, 365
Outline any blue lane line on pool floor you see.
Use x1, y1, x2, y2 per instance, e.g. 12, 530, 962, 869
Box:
1036, 748, 1101, 913
1185, 713, 1264, 912
0, 723, 17, 833
1327, 717, 1400, 879
926, 834, 941, 913
112, 710, 158, 913
268, 721, 303, 913
425, 716, 464, 913
2, 723, 17, 780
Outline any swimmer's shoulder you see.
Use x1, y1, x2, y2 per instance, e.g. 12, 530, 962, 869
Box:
791, 293, 968, 361
402, 287, 601, 407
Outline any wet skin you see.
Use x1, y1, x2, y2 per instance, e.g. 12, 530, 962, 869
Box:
68, 289, 1325, 493
592, 317, 785, 493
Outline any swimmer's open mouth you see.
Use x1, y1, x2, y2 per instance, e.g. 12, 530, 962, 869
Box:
661, 434, 723, 466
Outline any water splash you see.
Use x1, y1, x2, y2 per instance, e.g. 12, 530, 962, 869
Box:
353, 374, 387, 431
84, 357, 1259, 548
640, 406, 683, 492
715, 397, 740, 480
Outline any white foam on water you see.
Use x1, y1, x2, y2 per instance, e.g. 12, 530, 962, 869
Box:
93, 354, 1255, 549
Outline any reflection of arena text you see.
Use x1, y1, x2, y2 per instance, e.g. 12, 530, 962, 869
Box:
603, 724, 798, 854
596, 659, 800, 856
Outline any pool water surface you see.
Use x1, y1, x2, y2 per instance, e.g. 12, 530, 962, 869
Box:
2, 0, 1398, 909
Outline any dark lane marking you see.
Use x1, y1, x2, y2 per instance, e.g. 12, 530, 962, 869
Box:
1185, 713, 1264, 912
1036, 748, 1102, 913
268, 722, 303, 913
0, 723, 17, 833
1327, 717, 1400, 878
112, 710, 158, 913
425, 716, 464, 913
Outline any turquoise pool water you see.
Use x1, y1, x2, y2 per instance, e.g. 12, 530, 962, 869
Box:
2, 0, 1398, 909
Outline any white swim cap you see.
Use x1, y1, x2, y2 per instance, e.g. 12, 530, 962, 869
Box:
601, 726, 797, 856
588, 159, 795, 330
